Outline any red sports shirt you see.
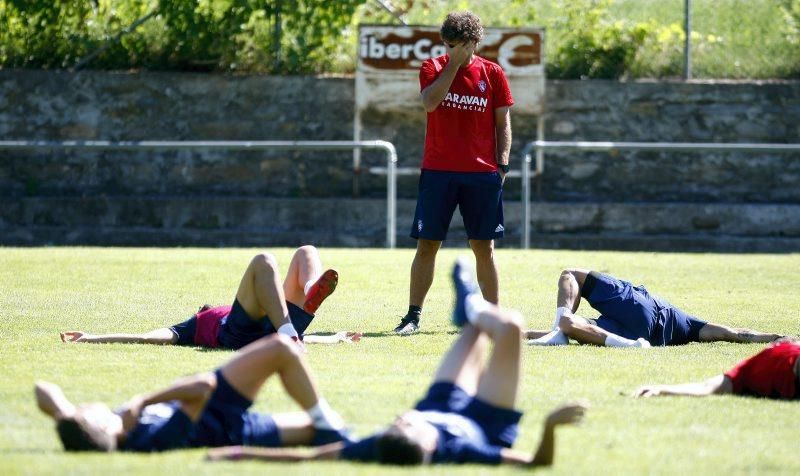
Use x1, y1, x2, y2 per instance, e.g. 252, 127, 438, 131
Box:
194, 305, 232, 348
724, 341, 800, 399
419, 55, 514, 172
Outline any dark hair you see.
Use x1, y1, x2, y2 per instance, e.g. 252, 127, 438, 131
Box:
375, 427, 425, 466
440, 11, 484, 44
56, 416, 116, 452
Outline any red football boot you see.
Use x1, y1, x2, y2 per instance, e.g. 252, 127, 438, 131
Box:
303, 269, 338, 315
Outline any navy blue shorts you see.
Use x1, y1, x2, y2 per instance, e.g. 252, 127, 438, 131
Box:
192, 370, 281, 447
414, 382, 522, 448
410, 170, 504, 241
169, 315, 197, 346
582, 272, 707, 346
217, 299, 314, 350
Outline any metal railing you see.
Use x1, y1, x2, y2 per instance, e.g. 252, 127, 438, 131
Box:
520, 140, 800, 249
0, 140, 399, 248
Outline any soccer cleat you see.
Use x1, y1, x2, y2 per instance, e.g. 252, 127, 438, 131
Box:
393, 315, 420, 335
451, 258, 479, 327
303, 269, 338, 315
311, 427, 354, 446
635, 338, 652, 348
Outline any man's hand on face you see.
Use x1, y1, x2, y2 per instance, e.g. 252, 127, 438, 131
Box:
445, 41, 475, 66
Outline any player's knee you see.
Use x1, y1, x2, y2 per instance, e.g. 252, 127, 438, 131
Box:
296, 245, 317, 259
195, 372, 217, 402
251, 252, 278, 272
274, 333, 302, 360
416, 239, 441, 256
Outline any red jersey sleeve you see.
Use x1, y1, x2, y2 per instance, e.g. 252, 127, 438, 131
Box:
419, 58, 440, 91
491, 64, 514, 109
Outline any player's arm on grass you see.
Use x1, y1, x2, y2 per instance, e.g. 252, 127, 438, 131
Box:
499, 402, 588, 467
117, 373, 216, 428
207, 442, 344, 462
302, 331, 362, 345
635, 374, 733, 398
60, 328, 177, 345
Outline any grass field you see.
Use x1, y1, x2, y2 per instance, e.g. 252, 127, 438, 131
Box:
2, 247, 799, 475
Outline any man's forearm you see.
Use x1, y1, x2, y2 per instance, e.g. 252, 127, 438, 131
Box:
420, 62, 460, 111
495, 119, 511, 165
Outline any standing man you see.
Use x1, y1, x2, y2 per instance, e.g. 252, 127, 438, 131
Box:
394, 11, 514, 335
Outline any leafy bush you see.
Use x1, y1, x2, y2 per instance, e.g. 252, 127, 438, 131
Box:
0, 0, 365, 73
545, 0, 651, 79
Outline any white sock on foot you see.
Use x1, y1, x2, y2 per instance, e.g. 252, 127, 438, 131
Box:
308, 398, 344, 430
527, 329, 569, 346
277, 322, 299, 339
465, 293, 491, 325
554, 306, 571, 328
604, 334, 648, 347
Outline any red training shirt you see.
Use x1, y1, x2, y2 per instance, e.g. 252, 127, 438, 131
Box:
419, 55, 514, 173
724, 341, 800, 399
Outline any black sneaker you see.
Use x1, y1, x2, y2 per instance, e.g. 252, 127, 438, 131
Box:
393, 315, 420, 335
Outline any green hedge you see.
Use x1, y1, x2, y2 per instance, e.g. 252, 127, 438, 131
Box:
0, 0, 797, 78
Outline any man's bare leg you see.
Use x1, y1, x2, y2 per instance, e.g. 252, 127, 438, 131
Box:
283, 245, 323, 307
451, 258, 522, 408
558, 314, 650, 348
409, 239, 441, 308
468, 239, 499, 304
220, 335, 346, 444
395, 238, 442, 334
236, 253, 295, 337
698, 323, 783, 343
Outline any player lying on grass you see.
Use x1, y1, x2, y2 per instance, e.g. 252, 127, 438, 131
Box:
635, 339, 800, 399
60, 245, 361, 348
35, 333, 351, 452
208, 259, 587, 467
527, 269, 783, 348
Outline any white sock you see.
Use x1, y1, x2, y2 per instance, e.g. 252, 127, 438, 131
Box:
308, 398, 344, 430
465, 293, 491, 325
604, 334, 644, 347
554, 306, 571, 328
277, 322, 299, 339
527, 329, 569, 346
303, 279, 315, 296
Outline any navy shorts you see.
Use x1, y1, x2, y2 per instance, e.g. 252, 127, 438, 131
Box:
582, 272, 707, 346
217, 299, 315, 350
410, 170, 504, 241
414, 382, 522, 448
193, 370, 281, 447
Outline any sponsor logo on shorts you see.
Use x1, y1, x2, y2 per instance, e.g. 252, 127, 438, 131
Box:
495, 224, 504, 232
418, 219, 423, 232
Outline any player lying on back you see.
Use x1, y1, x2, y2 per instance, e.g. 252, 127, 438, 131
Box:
36, 334, 351, 452
208, 259, 587, 467
527, 269, 783, 348
60, 245, 361, 348
635, 339, 800, 399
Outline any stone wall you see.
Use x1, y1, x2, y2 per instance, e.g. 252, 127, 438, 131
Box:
1, 70, 799, 249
